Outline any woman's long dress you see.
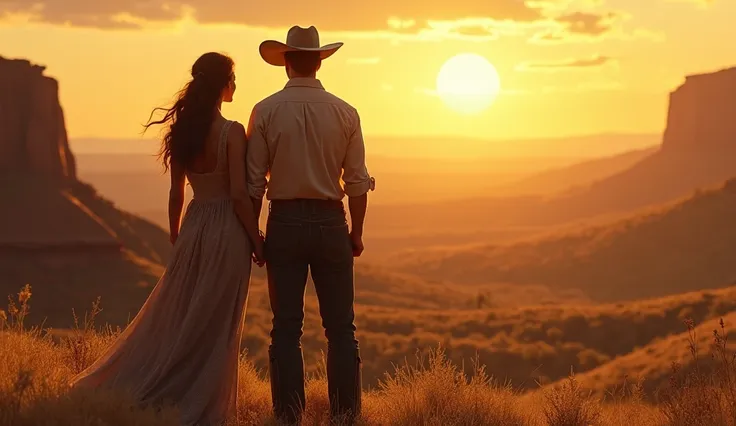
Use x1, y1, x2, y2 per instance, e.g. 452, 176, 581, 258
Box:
71, 120, 252, 426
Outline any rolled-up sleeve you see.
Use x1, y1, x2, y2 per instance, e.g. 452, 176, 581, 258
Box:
246, 105, 268, 199
342, 110, 374, 197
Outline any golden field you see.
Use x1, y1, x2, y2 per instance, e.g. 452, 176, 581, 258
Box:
3, 286, 736, 425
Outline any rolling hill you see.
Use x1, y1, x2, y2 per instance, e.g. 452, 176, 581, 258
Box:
548, 312, 736, 399
0, 178, 170, 328
396, 178, 736, 302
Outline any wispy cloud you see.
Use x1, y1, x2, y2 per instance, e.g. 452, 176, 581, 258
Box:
529, 11, 622, 43
557, 11, 618, 35
529, 10, 665, 44
516, 55, 616, 71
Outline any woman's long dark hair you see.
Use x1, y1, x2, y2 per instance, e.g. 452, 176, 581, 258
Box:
144, 52, 234, 172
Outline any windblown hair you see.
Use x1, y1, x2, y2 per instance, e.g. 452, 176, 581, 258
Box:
144, 52, 234, 172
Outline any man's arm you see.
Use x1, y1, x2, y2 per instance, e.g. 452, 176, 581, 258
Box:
348, 193, 367, 236
246, 105, 268, 223
227, 122, 265, 264
343, 110, 374, 256
253, 198, 264, 224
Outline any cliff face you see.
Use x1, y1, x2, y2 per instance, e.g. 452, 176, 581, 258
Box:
662, 67, 736, 154
0, 57, 76, 179
0, 57, 115, 249
546, 65, 736, 219
0, 58, 173, 328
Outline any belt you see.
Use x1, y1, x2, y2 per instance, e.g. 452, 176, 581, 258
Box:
269, 198, 344, 212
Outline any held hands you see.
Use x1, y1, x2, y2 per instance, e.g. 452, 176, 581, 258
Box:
252, 231, 266, 267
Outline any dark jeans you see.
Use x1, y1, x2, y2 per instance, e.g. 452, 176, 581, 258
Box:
265, 199, 361, 424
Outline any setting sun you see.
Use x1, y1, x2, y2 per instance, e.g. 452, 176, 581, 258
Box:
436, 53, 501, 115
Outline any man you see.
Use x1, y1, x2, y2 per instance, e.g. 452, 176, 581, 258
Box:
246, 25, 374, 424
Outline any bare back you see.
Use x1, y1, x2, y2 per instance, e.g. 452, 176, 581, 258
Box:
185, 119, 234, 202
188, 116, 231, 175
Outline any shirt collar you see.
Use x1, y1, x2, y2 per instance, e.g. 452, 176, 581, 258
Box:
284, 77, 325, 90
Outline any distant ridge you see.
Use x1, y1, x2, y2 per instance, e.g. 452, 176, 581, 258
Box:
491, 146, 658, 196
71, 132, 659, 159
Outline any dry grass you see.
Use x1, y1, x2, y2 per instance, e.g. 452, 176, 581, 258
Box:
658, 318, 736, 426
3, 287, 736, 425
542, 372, 602, 426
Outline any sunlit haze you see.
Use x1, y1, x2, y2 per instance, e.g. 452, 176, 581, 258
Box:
1, 0, 734, 158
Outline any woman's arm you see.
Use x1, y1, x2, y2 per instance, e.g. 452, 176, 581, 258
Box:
228, 122, 265, 264
168, 160, 186, 244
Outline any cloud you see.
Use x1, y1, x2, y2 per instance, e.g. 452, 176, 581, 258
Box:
416, 19, 502, 41
0, 1, 183, 28
451, 25, 497, 37
529, 11, 622, 42
0, 0, 549, 30
516, 54, 616, 71
556, 11, 618, 35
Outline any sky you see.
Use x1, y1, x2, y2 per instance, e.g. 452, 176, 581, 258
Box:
0, 0, 734, 155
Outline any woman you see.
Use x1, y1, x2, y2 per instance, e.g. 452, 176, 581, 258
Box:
70, 52, 264, 426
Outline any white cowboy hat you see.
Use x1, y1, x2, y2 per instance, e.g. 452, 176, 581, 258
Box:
259, 25, 343, 67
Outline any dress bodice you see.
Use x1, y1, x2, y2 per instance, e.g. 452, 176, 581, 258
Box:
185, 120, 233, 201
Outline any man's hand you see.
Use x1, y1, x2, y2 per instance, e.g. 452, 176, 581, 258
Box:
349, 230, 364, 257
348, 193, 368, 258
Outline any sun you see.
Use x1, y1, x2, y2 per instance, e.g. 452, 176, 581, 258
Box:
436, 53, 501, 114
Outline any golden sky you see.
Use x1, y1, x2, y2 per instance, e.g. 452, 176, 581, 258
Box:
1, 0, 734, 149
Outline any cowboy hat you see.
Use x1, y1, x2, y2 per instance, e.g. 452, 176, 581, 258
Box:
259, 25, 343, 67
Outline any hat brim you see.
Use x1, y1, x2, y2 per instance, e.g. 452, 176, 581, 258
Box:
259, 40, 343, 66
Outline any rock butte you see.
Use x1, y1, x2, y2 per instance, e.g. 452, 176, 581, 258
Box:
556, 65, 736, 216
0, 57, 119, 250
0, 56, 170, 327
0, 57, 76, 179
663, 67, 736, 153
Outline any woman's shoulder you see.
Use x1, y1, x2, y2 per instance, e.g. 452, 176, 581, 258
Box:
224, 120, 246, 142
228, 120, 245, 133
